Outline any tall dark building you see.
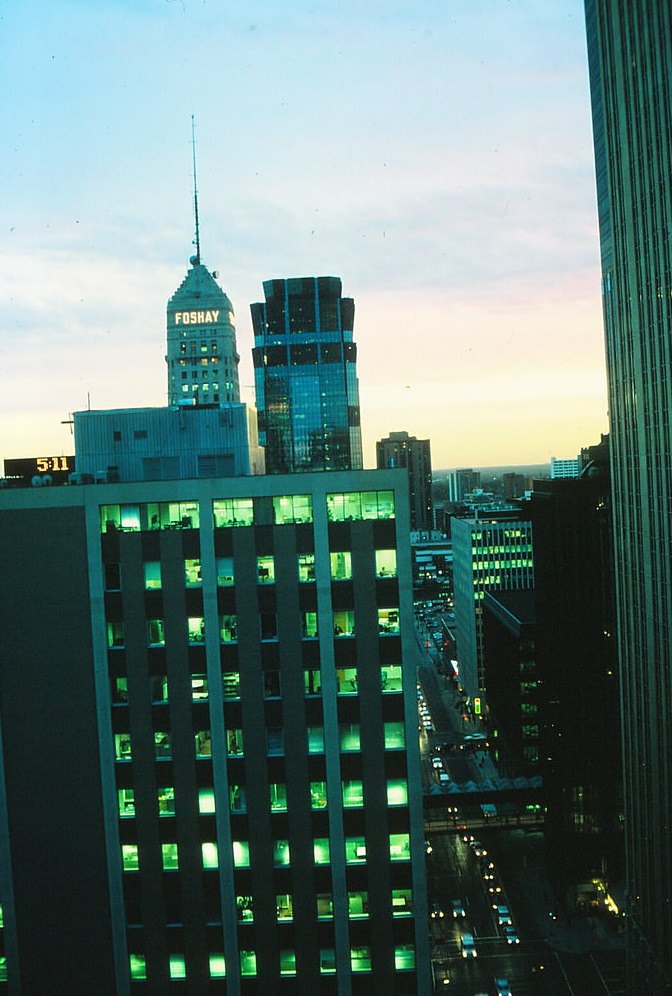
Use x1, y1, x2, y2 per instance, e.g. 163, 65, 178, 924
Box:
376, 431, 433, 533
251, 278, 363, 474
529, 449, 621, 913
585, 3, 672, 988
0, 470, 429, 995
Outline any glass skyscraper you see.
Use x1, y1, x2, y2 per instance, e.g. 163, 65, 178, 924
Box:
585, 2, 672, 988
251, 277, 363, 474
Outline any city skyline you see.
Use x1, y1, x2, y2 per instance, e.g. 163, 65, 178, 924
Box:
1, 0, 608, 470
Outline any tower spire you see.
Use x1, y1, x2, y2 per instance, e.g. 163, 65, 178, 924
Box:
191, 114, 201, 266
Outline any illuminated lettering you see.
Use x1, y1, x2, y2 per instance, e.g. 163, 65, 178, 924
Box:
174, 309, 220, 326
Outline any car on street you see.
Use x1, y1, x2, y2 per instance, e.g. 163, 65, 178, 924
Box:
460, 932, 477, 958
503, 925, 520, 945
495, 980, 511, 996
480, 859, 496, 880
431, 755, 443, 768
493, 904, 512, 925
471, 840, 488, 857
438, 770, 451, 783
430, 901, 445, 919
450, 899, 466, 918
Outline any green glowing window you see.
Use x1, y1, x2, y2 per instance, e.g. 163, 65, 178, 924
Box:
209, 954, 226, 978
198, 788, 215, 814
185, 559, 201, 586
298, 552, 316, 581
227, 729, 243, 756
257, 555, 275, 583
387, 779, 408, 806
112, 677, 128, 703
381, 665, 402, 692
107, 621, 125, 648
157, 787, 175, 815
378, 608, 399, 634
191, 675, 208, 700
151, 676, 169, 702
161, 843, 179, 870
154, 731, 171, 759
345, 837, 366, 863
118, 788, 135, 818
392, 889, 413, 915
394, 944, 415, 971
114, 733, 131, 761
229, 784, 246, 813
336, 667, 358, 694
169, 955, 186, 979
375, 549, 397, 577
213, 497, 254, 528
240, 950, 257, 976
342, 779, 364, 807
270, 783, 287, 811
307, 726, 324, 753
202, 842, 218, 869
233, 841, 250, 868
129, 954, 146, 980
317, 893, 333, 919
216, 556, 234, 585
351, 946, 372, 972
348, 891, 369, 918
144, 562, 161, 589
389, 833, 410, 861
195, 730, 211, 757
223, 672, 240, 698
148, 618, 165, 647
277, 894, 293, 921
339, 723, 360, 752
273, 839, 291, 866
280, 950, 296, 975
220, 615, 237, 642
310, 781, 327, 809
326, 491, 395, 522
273, 494, 313, 524
302, 611, 318, 638
384, 721, 405, 748
304, 668, 322, 695
320, 949, 336, 974
330, 551, 352, 580
236, 896, 254, 922
0, 956, 6, 982
122, 844, 139, 871
314, 838, 330, 864
333, 609, 355, 637
188, 617, 205, 643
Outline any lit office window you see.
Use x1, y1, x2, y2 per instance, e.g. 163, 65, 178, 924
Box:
381, 665, 402, 692
257, 555, 275, 583
184, 559, 202, 586
198, 788, 215, 814
333, 610, 355, 637
384, 721, 405, 748
209, 954, 226, 978
229, 785, 246, 813
392, 889, 413, 916
330, 551, 352, 580
227, 729, 243, 756
279, 950, 296, 975
118, 788, 135, 818
236, 896, 254, 922
336, 668, 358, 693
144, 562, 161, 589
240, 951, 257, 976
345, 837, 366, 863
276, 895, 293, 921
107, 621, 125, 648
351, 946, 372, 972
314, 838, 330, 864
216, 557, 234, 585
154, 731, 171, 759
162, 843, 179, 870
191, 675, 208, 700
148, 619, 165, 647
273, 494, 313, 524
394, 944, 415, 971
273, 840, 291, 866
169, 955, 186, 979
320, 949, 336, 974
375, 549, 397, 577
114, 733, 132, 761
348, 892, 369, 918
387, 779, 408, 806
342, 780, 364, 807
339, 724, 361, 752
187, 618, 205, 644
307, 726, 324, 753
157, 787, 175, 816
310, 782, 327, 809
298, 552, 315, 581
202, 842, 218, 869
122, 844, 139, 872
129, 954, 146, 980
222, 672, 240, 698
213, 498, 254, 528
270, 783, 287, 811
389, 833, 410, 861
233, 841, 250, 868
220, 615, 237, 642
302, 611, 318, 638
317, 894, 333, 919
195, 730, 212, 757
378, 608, 399, 635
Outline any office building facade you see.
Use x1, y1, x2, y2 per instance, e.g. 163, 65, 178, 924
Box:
451, 512, 534, 700
585, 2, 672, 987
376, 431, 433, 532
251, 277, 363, 474
0, 469, 429, 995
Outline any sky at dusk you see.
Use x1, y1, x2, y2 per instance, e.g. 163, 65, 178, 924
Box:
1, 0, 608, 471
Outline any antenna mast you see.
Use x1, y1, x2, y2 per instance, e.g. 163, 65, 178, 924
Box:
191, 114, 201, 265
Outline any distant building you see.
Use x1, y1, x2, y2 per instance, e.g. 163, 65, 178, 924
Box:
445, 468, 480, 504
73, 405, 264, 482
166, 258, 241, 407
451, 511, 534, 699
549, 457, 579, 479
482, 589, 538, 772
0, 468, 430, 994
376, 431, 433, 532
501, 472, 527, 500
251, 277, 363, 474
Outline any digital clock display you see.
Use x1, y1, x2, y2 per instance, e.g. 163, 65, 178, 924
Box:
3, 455, 75, 485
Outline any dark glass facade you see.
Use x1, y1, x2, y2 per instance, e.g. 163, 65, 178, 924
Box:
251, 278, 363, 474
585, 2, 672, 988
